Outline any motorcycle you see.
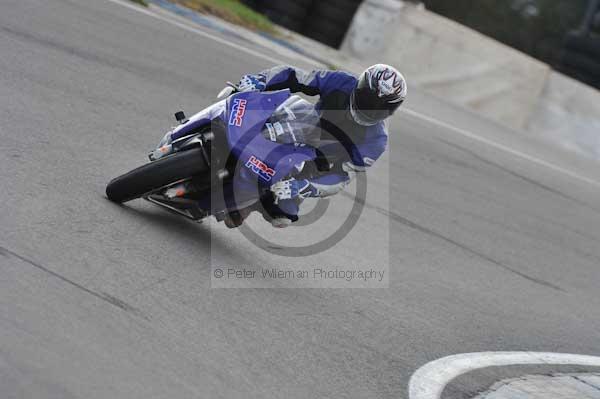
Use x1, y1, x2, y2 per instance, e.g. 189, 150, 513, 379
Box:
106, 84, 332, 226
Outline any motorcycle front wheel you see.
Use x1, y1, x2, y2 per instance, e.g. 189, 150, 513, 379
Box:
106, 148, 209, 203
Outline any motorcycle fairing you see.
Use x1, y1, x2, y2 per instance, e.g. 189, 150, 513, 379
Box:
194, 90, 318, 214
224, 90, 317, 188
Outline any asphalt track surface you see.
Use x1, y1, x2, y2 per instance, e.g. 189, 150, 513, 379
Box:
2, 1, 600, 398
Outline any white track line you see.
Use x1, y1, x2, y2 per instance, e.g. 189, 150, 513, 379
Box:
409, 351, 600, 399
107, 0, 600, 188
402, 109, 600, 188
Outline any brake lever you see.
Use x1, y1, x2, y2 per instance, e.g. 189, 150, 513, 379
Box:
217, 81, 239, 99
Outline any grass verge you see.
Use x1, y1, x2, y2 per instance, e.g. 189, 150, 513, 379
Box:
128, 0, 149, 6
173, 0, 277, 35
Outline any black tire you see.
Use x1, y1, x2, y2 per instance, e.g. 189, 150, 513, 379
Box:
239, 0, 259, 10
311, 1, 360, 24
106, 148, 209, 203
263, 0, 312, 32
306, 20, 346, 38
321, 0, 363, 7
303, 31, 344, 48
263, 9, 305, 31
564, 33, 600, 59
561, 49, 600, 78
272, 0, 314, 9
264, 0, 310, 19
303, 20, 347, 47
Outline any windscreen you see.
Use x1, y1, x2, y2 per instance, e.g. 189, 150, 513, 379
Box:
261, 95, 321, 148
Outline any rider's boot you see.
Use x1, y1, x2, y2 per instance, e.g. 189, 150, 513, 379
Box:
270, 217, 292, 228
223, 210, 243, 228
223, 206, 254, 228
258, 199, 296, 228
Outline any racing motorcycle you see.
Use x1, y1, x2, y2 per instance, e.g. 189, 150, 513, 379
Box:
106, 84, 332, 226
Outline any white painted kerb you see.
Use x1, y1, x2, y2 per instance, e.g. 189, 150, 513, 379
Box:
409, 352, 600, 399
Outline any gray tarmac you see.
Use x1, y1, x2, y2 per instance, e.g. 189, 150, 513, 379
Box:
1, 1, 600, 398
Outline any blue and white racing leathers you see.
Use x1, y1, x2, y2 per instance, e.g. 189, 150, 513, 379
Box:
252, 66, 389, 219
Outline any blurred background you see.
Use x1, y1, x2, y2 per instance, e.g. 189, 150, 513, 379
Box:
241, 0, 600, 90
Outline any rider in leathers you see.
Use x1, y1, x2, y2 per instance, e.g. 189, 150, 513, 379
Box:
238, 64, 407, 227
161, 64, 407, 228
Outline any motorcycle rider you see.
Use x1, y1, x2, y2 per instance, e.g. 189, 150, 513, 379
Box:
234, 64, 407, 228
156, 64, 406, 228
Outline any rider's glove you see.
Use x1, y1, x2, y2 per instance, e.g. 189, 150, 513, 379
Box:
238, 74, 267, 92
270, 179, 317, 202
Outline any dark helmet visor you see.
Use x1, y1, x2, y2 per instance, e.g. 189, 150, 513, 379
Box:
352, 85, 403, 124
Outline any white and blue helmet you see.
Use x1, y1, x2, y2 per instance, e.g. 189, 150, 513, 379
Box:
350, 64, 407, 126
